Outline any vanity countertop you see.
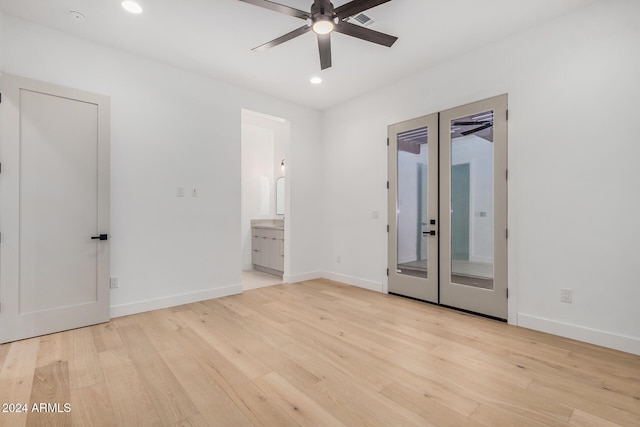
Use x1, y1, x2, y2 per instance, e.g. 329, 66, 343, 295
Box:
251, 219, 284, 230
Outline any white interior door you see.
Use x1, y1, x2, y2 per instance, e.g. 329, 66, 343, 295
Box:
0, 74, 110, 343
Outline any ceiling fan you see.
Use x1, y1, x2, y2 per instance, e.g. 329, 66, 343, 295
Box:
238, 0, 398, 70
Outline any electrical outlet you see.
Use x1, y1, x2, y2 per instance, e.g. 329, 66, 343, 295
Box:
110, 277, 119, 289
192, 188, 199, 197
560, 288, 572, 303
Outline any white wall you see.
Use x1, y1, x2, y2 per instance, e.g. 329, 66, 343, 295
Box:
0, 15, 323, 316
240, 110, 287, 270
321, 0, 640, 354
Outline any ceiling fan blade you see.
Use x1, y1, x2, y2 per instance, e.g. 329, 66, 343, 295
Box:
335, 21, 397, 47
461, 123, 493, 136
318, 34, 332, 70
252, 25, 312, 52
335, 0, 392, 19
238, 0, 310, 20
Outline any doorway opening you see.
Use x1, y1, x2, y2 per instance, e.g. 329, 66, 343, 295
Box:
240, 109, 289, 291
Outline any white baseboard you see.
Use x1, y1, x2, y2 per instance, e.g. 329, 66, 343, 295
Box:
518, 313, 640, 355
283, 271, 323, 283
110, 284, 242, 318
284, 271, 383, 293
321, 271, 383, 293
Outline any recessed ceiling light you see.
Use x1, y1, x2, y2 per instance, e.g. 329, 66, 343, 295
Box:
310, 77, 322, 84
122, 1, 143, 14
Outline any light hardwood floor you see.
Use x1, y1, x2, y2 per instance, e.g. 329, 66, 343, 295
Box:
0, 279, 638, 426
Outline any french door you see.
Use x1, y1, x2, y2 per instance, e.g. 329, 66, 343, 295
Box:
388, 95, 508, 319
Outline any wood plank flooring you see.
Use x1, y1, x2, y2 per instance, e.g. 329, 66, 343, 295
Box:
0, 279, 638, 426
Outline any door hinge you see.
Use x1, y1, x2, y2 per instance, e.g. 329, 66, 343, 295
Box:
506, 169, 508, 180
506, 109, 509, 120
387, 138, 389, 146
386, 181, 389, 189
506, 288, 509, 299
506, 229, 509, 239
386, 268, 389, 276
386, 224, 389, 232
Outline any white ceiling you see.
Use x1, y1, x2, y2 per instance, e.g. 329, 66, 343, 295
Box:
0, 0, 598, 110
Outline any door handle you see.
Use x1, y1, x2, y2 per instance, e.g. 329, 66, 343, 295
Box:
422, 230, 436, 236
91, 234, 108, 241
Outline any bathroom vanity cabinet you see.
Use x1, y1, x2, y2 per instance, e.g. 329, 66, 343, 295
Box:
251, 220, 284, 275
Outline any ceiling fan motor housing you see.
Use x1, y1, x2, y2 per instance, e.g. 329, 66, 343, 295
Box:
311, 0, 335, 17
310, 0, 337, 27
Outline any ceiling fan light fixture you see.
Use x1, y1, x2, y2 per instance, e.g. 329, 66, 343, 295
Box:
310, 76, 322, 84
312, 17, 334, 35
121, 1, 143, 14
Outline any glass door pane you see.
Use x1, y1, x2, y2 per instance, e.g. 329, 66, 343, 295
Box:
397, 126, 429, 278
450, 110, 494, 290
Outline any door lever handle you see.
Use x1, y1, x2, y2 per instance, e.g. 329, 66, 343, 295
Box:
91, 234, 108, 241
422, 230, 436, 236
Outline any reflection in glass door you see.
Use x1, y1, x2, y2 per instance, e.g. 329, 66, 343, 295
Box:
388, 95, 507, 319
397, 128, 428, 277
450, 111, 494, 290
388, 114, 439, 303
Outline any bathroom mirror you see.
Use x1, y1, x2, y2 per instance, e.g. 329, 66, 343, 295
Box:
276, 177, 285, 215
